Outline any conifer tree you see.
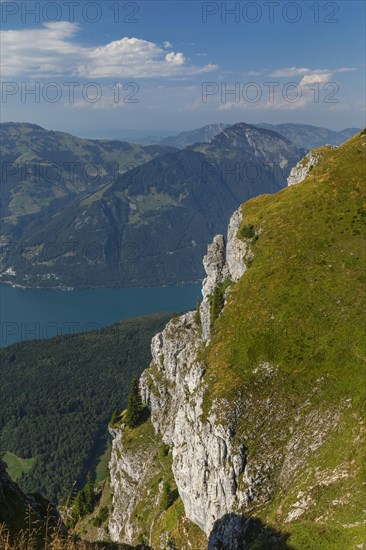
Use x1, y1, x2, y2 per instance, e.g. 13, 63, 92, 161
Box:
84, 471, 95, 513
72, 489, 86, 519
72, 472, 95, 520
126, 377, 143, 428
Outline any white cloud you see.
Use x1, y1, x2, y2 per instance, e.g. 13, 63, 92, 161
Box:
163, 41, 173, 49
299, 72, 332, 86
0, 22, 218, 79
214, 69, 336, 112
246, 70, 264, 76
165, 52, 186, 66
270, 66, 357, 78
336, 67, 358, 73
270, 67, 310, 77
1, 22, 81, 77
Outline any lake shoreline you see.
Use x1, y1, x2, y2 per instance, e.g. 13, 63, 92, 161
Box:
0, 282, 201, 347
0, 278, 202, 292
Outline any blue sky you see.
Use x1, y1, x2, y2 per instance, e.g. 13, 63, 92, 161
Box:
1, 0, 365, 137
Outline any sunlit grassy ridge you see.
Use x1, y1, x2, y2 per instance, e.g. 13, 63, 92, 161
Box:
202, 131, 366, 548
206, 131, 365, 401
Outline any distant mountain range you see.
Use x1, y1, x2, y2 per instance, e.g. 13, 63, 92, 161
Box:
159, 122, 361, 150
0, 122, 302, 288
160, 123, 229, 149
0, 120, 360, 289
254, 123, 361, 150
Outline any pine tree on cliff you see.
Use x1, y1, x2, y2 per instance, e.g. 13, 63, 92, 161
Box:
72, 471, 95, 519
84, 471, 95, 513
126, 377, 143, 428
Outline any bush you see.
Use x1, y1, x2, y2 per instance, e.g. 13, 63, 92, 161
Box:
209, 282, 230, 331
194, 299, 201, 328
160, 482, 178, 510
109, 408, 120, 428
241, 224, 256, 239
159, 443, 170, 459
93, 506, 109, 527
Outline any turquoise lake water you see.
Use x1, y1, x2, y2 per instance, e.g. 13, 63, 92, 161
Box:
0, 283, 201, 347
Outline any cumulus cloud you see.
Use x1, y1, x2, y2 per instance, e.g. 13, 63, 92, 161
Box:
299, 72, 333, 86
0, 22, 218, 79
165, 52, 186, 66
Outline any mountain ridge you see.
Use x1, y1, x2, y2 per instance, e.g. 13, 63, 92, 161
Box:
1, 122, 303, 289
158, 122, 360, 150
105, 130, 366, 548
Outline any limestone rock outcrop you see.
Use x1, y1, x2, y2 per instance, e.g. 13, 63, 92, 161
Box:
109, 206, 254, 545
287, 146, 335, 186
200, 207, 252, 340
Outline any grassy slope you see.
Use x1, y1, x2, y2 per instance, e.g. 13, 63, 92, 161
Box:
95, 444, 112, 485
203, 131, 366, 548
2, 452, 35, 482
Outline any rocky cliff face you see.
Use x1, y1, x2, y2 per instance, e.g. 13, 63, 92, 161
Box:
141, 207, 254, 543
140, 310, 247, 544
287, 150, 321, 186
287, 146, 335, 186
108, 207, 257, 547
200, 208, 252, 340
109, 420, 167, 544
